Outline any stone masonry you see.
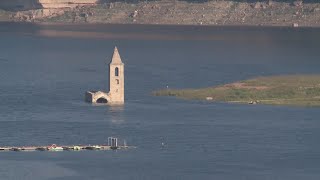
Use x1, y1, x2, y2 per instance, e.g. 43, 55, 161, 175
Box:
85, 47, 125, 104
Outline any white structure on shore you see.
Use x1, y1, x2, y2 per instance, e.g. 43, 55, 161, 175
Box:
85, 47, 124, 104
0, 0, 99, 10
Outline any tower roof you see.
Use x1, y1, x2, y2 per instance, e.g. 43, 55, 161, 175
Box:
110, 46, 123, 65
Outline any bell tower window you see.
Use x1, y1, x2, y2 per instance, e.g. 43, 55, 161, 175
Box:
115, 67, 119, 76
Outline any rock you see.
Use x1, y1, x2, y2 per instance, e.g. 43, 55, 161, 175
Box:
14, 12, 21, 19
267, 0, 273, 6
248, 101, 257, 105
253, 2, 261, 9
293, 23, 299, 27
22, 15, 31, 22
314, 8, 320, 12
109, 3, 113, 9
130, 10, 138, 18
293, 0, 303, 7
206, 97, 213, 100
80, 13, 88, 18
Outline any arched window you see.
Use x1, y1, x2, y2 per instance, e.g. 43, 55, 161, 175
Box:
116, 79, 119, 84
115, 67, 119, 76
96, 97, 108, 103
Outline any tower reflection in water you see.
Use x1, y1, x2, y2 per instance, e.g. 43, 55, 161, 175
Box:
107, 105, 125, 124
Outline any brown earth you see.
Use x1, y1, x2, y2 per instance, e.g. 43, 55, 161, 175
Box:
1, 0, 320, 27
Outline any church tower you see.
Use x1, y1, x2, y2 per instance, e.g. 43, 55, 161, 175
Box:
108, 47, 124, 104
85, 46, 125, 104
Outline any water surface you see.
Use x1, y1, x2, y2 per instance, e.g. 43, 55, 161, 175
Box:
0, 23, 320, 180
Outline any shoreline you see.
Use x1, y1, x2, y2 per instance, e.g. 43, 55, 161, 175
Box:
1, 21, 319, 41
153, 75, 320, 107
2, 20, 320, 29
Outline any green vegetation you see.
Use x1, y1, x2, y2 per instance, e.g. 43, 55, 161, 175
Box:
153, 75, 320, 107
0, 9, 11, 21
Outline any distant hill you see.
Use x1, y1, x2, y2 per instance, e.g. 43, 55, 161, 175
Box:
1, 0, 320, 27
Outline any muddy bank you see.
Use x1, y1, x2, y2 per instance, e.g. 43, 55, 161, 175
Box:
1, 1, 320, 27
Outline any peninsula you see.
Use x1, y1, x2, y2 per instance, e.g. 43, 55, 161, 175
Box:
153, 75, 320, 106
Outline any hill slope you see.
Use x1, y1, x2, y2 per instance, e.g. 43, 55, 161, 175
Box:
1, 0, 320, 27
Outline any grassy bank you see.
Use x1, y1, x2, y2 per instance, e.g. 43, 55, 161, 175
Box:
153, 75, 320, 106
0, 9, 10, 22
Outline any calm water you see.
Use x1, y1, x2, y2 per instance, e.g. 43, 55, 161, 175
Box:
0, 23, 320, 180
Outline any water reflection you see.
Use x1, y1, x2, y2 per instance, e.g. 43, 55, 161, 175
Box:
107, 105, 125, 124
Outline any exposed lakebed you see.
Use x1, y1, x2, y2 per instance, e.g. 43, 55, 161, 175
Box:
154, 75, 320, 106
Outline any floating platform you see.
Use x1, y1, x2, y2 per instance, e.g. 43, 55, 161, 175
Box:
0, 144, 133, 152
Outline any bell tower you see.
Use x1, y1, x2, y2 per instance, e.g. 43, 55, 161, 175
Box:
108, 46, 124, 104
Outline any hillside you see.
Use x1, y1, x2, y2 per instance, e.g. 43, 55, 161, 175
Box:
153, 75, 320, 107
0, 0, 98, 10
0, 0, 320, 27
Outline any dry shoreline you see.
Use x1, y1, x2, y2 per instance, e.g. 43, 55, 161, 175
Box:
153, 75, 320, 107
1, 1, 320, 28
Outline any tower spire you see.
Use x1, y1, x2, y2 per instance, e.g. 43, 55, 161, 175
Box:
110, 46, 123, 64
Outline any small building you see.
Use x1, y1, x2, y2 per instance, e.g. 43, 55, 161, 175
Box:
108, 137, 118, 147
85, 47, 124, 104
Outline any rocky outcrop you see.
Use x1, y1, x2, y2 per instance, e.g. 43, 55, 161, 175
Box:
13, 8, 65, 22
39, 0, 98, 9
0, 0, 99, 10
1, 0, 100, 22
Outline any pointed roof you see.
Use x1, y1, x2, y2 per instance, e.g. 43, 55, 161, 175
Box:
110, 46, 123, 65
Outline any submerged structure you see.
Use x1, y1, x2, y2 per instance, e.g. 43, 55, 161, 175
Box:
85, 47, 124, 104
0, 137, 132, 152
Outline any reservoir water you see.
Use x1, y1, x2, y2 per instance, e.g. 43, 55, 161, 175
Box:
0, 23, 320, 180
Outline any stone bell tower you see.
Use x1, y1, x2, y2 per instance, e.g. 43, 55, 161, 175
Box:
85, 46, 124, 104
108, 46, 124, 104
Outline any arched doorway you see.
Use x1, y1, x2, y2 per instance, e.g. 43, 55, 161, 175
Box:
96, 97, 108, 103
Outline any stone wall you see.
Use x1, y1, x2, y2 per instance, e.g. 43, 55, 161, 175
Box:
39, 0, 99, 9
0, 0, 99, 10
